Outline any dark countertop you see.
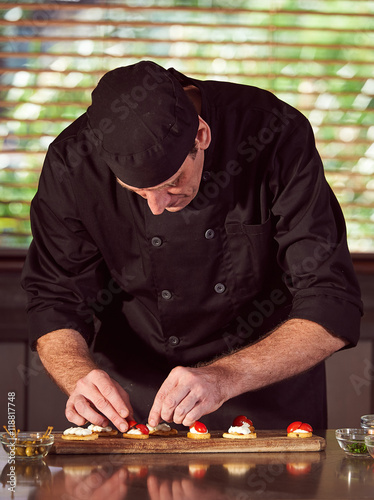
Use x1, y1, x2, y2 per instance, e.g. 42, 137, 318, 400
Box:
1, 430, 374, 499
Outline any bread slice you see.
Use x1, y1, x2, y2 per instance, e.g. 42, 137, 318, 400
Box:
61, 433, 99, 441
222, 432, 257, 439
287, 431, 313, 438
187, 432, 211, 439
122, 433, 149, 439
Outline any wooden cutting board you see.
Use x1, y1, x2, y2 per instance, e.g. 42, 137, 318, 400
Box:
51, 430, 325, 454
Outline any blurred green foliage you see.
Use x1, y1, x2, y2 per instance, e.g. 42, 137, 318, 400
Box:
0, 0, 373, 250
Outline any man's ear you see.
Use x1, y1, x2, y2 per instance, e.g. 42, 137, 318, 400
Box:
196, 116, 211, 150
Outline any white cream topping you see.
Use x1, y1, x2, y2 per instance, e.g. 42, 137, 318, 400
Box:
189, 426, 208, 434
228, 422, 252, 435
189, 464, 208, 474
224, 463, 251, 475
126, 428, 142, 435
63, 466, 99, 476
127, 466, 146, 474
88, 424, 112, 433
146, 423, 171, 432
63, 427, 93, 436
290, 428, 309, 433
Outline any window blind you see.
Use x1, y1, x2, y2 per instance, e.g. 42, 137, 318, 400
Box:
0, 0, 373, 252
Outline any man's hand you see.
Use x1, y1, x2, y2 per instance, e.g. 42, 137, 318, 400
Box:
148, 365, 229, 428
65, 369, 133, 432
148, 319, 347, 428
64, 465, 128, 500
147, 475, 229, 500
36, 329, 133, 432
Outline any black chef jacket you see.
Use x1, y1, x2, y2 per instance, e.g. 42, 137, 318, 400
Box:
21, 68, 363, 430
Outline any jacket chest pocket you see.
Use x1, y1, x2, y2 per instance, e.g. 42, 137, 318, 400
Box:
224, 216, 274, 299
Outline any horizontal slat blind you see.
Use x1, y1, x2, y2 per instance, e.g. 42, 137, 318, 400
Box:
0, 0, 373, 252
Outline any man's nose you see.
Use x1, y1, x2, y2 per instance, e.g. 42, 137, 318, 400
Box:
146, 190, 171, 215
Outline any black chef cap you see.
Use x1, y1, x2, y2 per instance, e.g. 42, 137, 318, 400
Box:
86, 61, 199, 188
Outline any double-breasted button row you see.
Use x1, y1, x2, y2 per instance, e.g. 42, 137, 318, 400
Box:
152, 230, 214, 245
161, 284, 226, 300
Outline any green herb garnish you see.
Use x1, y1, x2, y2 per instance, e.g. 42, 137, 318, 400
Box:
347, 442, 367, 454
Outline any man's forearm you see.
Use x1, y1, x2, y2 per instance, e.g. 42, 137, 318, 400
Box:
37, 329, 98, 395
210, 318, 348, 401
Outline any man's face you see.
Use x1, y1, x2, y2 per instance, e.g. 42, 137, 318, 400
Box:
117, 148, 204, 215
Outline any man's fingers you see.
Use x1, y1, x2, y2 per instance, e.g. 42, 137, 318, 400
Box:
97, 374, 128, 417
83, 370, 130, 419
149, 365, 227, 428
181, 403, 207, 427
159, 388, 192, 423
172, 393, 200, 425
66, 394, 108, 427
147, 476, 161, 500
112, 379, 134, 419
67, 369, 132, 432
147, 476, 174, 500
65, 399, 89, 426
148, 373, 190, 426
69, 467, 128, 500
148, 376, 177, 426
90, 468, 129, 500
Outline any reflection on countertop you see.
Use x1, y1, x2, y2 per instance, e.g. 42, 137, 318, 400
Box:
2, 450, 324, 500
1, 431, 374, 500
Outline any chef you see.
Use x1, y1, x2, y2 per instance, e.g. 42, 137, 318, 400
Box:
21, 61, 362, 432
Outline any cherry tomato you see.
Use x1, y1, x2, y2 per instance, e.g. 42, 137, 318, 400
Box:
287, 421, 313, 433
127, 419, 137, 429
128, 466, 149, 478
191, 421, 207, 433
286, 463, 312, 476
136, 424, 149, 435
299, 423, 313, 433
232, 415, 253, 427
189, 465, 208, 479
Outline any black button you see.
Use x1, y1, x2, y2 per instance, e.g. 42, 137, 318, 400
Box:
161, 289, 172, 300
169, 336, 180, 346
214, 283, 226, 294
202, 171, 211, 181
205, 228, 215, 239
151, 236, 162, 247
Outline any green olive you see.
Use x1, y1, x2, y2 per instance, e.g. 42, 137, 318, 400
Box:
15, 446, 25, 456
25, 446, 34, 456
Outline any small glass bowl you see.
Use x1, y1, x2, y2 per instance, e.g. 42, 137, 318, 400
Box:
365, 434, 374, 459
361, 415, 374, 435
0, 432, 54, 460
335, 428, 369, 457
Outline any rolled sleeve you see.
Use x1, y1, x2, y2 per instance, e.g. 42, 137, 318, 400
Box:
21, 145, 107, 350
270, 115, 363, 346
289, 291, 362, 347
